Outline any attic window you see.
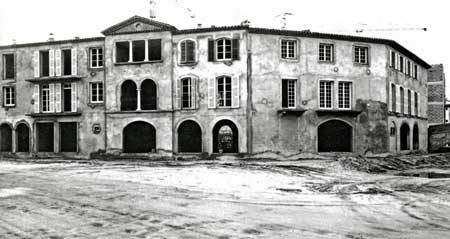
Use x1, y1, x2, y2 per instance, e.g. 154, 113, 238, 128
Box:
116, 41, 130, 63
2, 54, 14, 80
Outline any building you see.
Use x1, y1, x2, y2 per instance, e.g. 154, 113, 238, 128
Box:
427, 64, 446, 125
0, 16, 431, 158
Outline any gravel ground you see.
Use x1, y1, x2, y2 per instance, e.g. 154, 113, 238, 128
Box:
0, 158, 450, 239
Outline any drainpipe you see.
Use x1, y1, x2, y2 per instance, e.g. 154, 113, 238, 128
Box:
170, 32, 175, 159
103, 38, 108, 154
246, 30, 253, 154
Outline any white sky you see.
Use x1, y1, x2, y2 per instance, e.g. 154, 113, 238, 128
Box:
1, 0, 449, 96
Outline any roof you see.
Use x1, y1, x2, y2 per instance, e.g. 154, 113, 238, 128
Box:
101, 15, 177, 35
175, 25, 430, 69
0, 36, 105, 50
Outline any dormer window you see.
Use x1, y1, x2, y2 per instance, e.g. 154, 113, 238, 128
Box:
180, 40, 196, 64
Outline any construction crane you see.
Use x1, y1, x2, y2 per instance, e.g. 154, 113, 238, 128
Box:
355, 27, 427, 33
275, 12, 294, 30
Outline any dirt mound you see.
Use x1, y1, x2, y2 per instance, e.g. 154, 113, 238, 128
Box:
338, 154, 450, 173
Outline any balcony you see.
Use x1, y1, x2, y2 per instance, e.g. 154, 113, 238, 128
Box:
25, 75, 83, 83
277, 108, 307, 117
26, 112, 82, 118
315, 109, 362, 117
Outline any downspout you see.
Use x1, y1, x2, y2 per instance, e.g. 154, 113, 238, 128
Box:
170, 32, 175, 159
103, 38, 108, 154
246, 29, 253, 154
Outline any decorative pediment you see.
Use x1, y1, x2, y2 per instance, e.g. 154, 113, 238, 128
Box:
102, 15, 177, 35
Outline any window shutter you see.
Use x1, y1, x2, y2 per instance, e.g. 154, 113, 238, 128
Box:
55, 49, 61, 76
388, 84, 392, 112
55, 83, 62, 112
34, 84, 40, 113
389, 50, 393, 67
232, 76, 240, 108
417, 93, 420, 117
232, 39, 240, 60
180, 41, 186, 63
395, 85, 401, 113
49, 49, 55, 76
33, 51, 40, 78
208, 39, 215, 62
187, 41, 195, 62
148, 39, 162, 61
193, 77, 198, 109
208, 77, 216, 108
71, 48, 77, 75
404, 88, 408, 114
49, 83, 55, 112
175, 78, 180, 110
71, 82, 77, 112
411, 90, 415, 116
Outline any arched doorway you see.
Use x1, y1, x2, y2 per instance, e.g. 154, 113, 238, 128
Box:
390, 121, 397, 152
123, 121, 156, 153
0, 124, 12, 152
16, 123, 30, 152
413, 124, 419, 150
213, 120, 238, 153
178, 120, 202, 153
318, 120, 352, 152
141, 79, 157, 110
121, 80, 137, 111
400, 123, 410, 150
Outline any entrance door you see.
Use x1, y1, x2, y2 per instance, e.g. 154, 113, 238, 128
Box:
38, 123, 54, 152
123, 121, 156, 153
16, 123, 30, 152
60, 122, 77, 152
0, 124, 12, 152
178, 120, 202, 153
318, 120, 352, 152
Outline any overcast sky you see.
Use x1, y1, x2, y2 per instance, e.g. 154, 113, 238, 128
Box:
1, 0, 449, 95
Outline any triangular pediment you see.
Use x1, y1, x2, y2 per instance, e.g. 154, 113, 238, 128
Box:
102, 15, 177, 35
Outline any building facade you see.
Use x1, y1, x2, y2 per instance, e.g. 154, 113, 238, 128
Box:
0, 16, 431, 158
427, 64, 446, 125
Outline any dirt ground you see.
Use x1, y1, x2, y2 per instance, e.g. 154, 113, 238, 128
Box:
0, 157, 450, 239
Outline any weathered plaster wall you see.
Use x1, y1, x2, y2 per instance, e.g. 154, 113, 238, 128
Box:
172, 30, 248, 154
104, 31, 174, 153
0, 39, 106, 157
250, 33, 389, 154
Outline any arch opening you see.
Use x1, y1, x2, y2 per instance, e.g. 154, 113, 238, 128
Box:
400, 123, 410, 150
178, 120, 202, 153
318, 120, 352, 152
121, 80, 137, 111
141, 79, 157, 110
16, 123, 30, 152
123, 121, 156, 153
213, 120, 238, 153
413, 124, 419, 150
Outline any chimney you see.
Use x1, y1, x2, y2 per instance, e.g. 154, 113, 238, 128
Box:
12, 39, 16, 45
149, 0, 156, 19
74, 36, 80, 40
197, 23, 202, 28
48, 33, 55, 41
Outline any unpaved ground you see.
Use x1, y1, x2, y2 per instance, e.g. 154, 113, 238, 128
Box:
0, 159, 450, 239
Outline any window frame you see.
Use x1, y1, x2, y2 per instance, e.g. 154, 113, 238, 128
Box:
41, 84, 51, 113
280, 39, 298, 60
353, 45, 369, 65
215, 38, 233, 61
181, 77, 194, 109
2, 53, 15, 80
40, 50, 50, 77
318, 43, 334, 63
319, 80, 334, 109
179, 39, 197, 65
337, 81, 353, 110
89, 82, 104, 104
2, 86, 15, 107
89, 47, 104, 69
114, 39, 163, 64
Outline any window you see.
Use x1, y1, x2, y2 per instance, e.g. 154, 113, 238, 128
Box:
40, 51, 50, 77
217, 76, 232, 107
181, 77, 194, 108
414, 92, 418, 116
319, 43, 334, 62
399, 56, 404, 72
115, 39, 162, 63
281, 40, 297, 59
208, 38, 239, 62
282, 79, 296, 108
216, 38, 232, 61
62, 49, 72, 76
2, 87, 15, 107
354, 46, 368, 65
63, 83, 72, 112
400, 87, 404, 114
338, 82, 352, 109
406, 60, 411, 76
390, 51, 396, 68
180, 40, 196, 64
407, 89, 411, 115
90, 48, 103, 68
41, 84, 50, 112
413, 64, 418, 79
319, 81, 333, 109
90, 82, 104, 103
2, 54, 14, 80
391, 84, 396, 112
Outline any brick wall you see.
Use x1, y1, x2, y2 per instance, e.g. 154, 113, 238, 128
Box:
427, 64, 446, 125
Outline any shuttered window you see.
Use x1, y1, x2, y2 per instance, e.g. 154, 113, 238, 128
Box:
41, 85, 50, 112
400, 87, 404, 114
2, 54, 15, 79
180, 40, 196, 64
217, 76, 232, 107
40, 51, 50, 77
209, 38, 239, 61
391, 84, 396, 112
181, 77, 194, 109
